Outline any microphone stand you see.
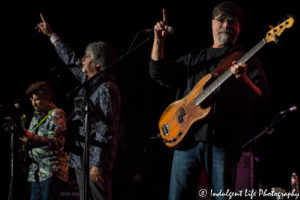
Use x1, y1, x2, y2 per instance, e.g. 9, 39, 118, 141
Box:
7, 112, 16, 200
65, 31, 152, 200
242, 110, 294, 150
0, 82, 50, 200
241, 109, 296, 190
66, 31, 152, 98
82, 90, 90, 200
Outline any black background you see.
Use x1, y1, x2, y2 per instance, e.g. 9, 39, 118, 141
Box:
0, 0, 299, 199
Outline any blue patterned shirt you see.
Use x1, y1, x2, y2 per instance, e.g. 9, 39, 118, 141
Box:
54, 41, 121, 172
27, 104, 68, 182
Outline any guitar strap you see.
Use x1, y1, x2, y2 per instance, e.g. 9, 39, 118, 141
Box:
186, 45, 241, 92
33, 109, 55, 132
213, 45, 244, 69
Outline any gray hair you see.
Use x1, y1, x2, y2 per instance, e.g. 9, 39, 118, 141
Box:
211, 1, 244, 26
85, 41, 116, 70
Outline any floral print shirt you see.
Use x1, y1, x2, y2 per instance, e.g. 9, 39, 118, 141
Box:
27, 104, 68, 182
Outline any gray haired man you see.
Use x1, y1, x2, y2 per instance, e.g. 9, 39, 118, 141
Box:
36, 13, 121, 200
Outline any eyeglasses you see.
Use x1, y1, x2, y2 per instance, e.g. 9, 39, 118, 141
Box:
213, 17, 238, 25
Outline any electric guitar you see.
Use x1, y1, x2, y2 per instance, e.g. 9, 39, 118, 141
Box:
158, 17, 295, 148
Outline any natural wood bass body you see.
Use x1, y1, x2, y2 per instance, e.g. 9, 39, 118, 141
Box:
158, 17, 294, 148
158, 51, 243, 149
158, 73, 213, 148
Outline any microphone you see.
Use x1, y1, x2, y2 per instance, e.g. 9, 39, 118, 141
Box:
142, 26, 174, 35
14, 103, 21, 110
0, 102, 21, 114
280, 106, 298, 115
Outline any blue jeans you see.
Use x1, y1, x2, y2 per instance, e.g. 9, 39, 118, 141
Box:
168, 142, 237, 200
30, 177, 62, 200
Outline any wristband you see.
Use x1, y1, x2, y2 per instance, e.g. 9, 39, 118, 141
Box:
50, 33, 61, 44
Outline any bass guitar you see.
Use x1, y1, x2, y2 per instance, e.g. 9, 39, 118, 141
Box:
158, 17, 294, 148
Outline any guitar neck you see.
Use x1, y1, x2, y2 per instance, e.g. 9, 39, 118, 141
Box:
195, 39, 266, 106
238, 39, 266, 63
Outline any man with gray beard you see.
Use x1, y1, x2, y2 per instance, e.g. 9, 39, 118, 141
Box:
149, 1, 270, 200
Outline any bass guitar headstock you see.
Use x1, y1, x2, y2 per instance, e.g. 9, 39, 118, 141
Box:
265, 16, 295, 43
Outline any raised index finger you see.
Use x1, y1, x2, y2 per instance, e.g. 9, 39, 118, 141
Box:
162, 9, 168, 23
40, 13, 47, 23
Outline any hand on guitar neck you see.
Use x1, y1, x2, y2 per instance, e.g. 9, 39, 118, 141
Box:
158, 17, 295, 149
231, 60, 247, 79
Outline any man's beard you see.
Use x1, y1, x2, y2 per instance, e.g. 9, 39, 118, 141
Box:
218, 30, 235, 46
